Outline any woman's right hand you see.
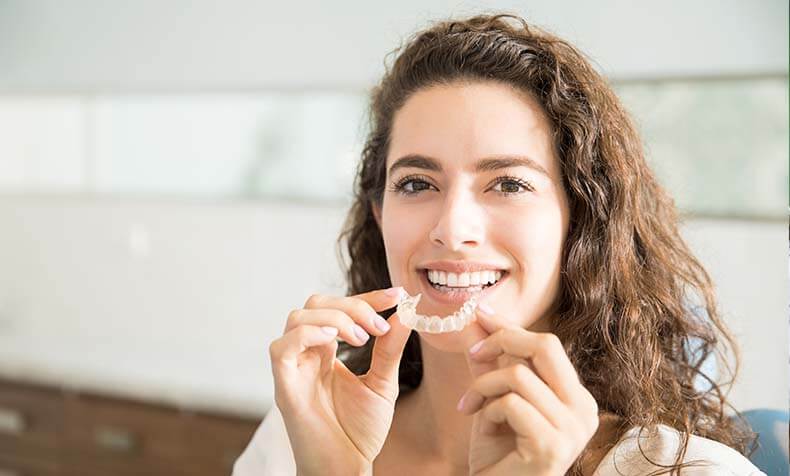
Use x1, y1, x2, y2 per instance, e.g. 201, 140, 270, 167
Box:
269, 287, 412, 476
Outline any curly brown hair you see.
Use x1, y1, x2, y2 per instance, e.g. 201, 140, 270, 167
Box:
333, 12, 758, 475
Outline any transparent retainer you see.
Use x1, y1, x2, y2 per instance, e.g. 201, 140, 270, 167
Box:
396, 291, 479, 333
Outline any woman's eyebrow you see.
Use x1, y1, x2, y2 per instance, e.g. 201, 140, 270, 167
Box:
387, 153, 550, 178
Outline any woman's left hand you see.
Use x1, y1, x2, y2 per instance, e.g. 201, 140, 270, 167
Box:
459, 303, 600, 476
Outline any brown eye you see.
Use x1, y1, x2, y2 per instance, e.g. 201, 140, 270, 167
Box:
499, 181, 521, 193
491, 176, 534, 195
389, 174, 437, 196
403, 179, 431, 193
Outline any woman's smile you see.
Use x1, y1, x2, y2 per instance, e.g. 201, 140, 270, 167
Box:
416, 266, 510, 308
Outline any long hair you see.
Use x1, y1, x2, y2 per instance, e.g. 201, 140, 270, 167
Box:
334, 13, 757, 475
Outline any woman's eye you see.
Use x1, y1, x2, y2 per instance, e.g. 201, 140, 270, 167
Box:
494, 180, 522, 193
404, 180, 431, 193
393, 177, 434, 195
491, 177, 533, 195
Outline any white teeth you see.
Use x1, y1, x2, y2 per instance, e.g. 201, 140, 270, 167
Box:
426, 269, 504, 287
397, 291, 479, 334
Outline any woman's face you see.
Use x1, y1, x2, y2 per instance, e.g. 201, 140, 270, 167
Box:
376, 81, 569, 350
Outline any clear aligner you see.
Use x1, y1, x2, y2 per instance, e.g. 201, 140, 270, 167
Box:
396, 291, 479, 333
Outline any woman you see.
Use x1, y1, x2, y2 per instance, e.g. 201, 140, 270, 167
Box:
234, 13, 763, 475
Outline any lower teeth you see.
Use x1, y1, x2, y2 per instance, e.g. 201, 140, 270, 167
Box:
431, 282, 489, 292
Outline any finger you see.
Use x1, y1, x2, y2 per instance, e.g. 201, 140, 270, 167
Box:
317, 335, 339, 377
365, 311, 413, 400
269, 324, 340, 371
298, 287, 404, 338
463, 304, 500, 380
468, 326, 581, 405
458, 364, 574, 431
474, 300, 523, 334
352, 286, 406, 312
465, 300, 525, 379
285, 308, 372, 346
483, 392, 555, 439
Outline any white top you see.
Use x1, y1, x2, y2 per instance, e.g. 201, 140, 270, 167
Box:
233, 404, 766, 475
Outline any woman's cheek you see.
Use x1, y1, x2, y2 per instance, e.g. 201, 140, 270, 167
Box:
382, 207, 422, 283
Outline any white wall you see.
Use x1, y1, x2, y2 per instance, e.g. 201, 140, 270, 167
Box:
0, 0, 786, 92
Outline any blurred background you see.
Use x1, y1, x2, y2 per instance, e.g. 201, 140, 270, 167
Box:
0, 1, 787, 475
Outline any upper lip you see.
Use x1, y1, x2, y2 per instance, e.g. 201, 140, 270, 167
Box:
418, 260, 509, 274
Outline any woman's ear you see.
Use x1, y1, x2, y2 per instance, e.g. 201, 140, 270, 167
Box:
372, 203, 382, 229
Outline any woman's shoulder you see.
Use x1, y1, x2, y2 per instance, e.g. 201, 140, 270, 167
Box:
593, 424, 766, 475
232, 403, 297, 475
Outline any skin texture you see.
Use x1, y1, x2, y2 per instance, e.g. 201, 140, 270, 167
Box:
371, 81, 599, 474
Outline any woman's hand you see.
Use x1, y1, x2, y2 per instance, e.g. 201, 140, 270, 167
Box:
459, 304, 600, 476
268, 287, 412, 476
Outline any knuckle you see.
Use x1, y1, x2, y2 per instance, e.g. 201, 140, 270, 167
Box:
350, 297, 374, 318
511, 363, 532, 383
328, 308, 354, 327
578, 388, 598, 414
491, 328, 508, 348
291, 325, 310, 341
541, 332, 562, 349
268, 338, 282, 360
286, 308, 302, 324
304, 293, 323, 308
502, 392, 522, 409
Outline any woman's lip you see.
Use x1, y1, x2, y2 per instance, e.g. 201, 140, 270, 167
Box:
419, 270, 506, 306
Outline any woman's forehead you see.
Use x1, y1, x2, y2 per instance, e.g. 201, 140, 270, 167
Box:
387, 82, 559, 180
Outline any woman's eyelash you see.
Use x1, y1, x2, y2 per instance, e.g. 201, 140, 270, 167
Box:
490, 175, 535, 195
387, 174, 435, 195
387, 174, 534, 196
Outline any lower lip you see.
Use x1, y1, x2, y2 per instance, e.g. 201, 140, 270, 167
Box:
419, 270, 507, 306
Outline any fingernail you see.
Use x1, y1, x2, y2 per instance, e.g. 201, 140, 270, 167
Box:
372, 314, 391, 333
477, 302, 494, 315
322, 326, 338, 336
469, 339, 484, 355
457, 393, 467, 412
385, 286, 404, 297
353, 324, 370, 343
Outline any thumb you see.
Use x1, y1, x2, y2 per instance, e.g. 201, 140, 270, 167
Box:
365, 310, 412, 401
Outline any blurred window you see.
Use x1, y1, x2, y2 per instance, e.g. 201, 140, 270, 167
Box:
0, 76, 786, 217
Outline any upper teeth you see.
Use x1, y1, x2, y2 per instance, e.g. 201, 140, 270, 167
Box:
427, 270, 503, 287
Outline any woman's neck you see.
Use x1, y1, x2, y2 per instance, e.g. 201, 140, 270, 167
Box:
394, 340, 476, 469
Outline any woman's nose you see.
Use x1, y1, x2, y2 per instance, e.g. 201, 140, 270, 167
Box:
428, 190, 484, 251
